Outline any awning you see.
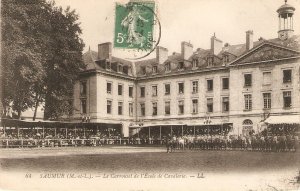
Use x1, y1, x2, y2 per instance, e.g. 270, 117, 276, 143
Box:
129, 122, 233, 128
264, 115, 300, 124
0, 118, 122, 128
130, 123, 187, 128
186, 122, 232, 126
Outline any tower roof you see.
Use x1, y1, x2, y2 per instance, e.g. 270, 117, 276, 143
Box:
277, 0, 295, 14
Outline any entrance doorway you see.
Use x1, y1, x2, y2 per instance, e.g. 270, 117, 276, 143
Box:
242, 119, 253, 136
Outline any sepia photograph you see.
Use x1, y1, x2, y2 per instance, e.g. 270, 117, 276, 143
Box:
0, 0, 300, 190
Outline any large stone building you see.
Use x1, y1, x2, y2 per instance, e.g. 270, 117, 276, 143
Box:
72, 1, 300, 137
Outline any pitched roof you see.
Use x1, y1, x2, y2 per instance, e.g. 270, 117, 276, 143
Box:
218, 35, 299, 57
82, 50, 98, 70
82, 50, 135, 77
229, 38, 300, 66
268, 35, 300, 50
81, 35, 300, 78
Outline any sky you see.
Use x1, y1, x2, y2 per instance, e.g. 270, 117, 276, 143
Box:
54, 0, 300, 60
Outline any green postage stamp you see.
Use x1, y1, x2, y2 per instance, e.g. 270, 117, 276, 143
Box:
114, 1, 156, 51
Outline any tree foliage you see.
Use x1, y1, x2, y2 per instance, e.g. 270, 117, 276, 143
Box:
43, 5, 85, 120
1, 0, 85, 120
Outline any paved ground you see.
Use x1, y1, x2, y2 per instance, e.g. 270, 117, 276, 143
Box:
0, 146, 299, 191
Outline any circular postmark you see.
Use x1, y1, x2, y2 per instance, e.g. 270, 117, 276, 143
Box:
114, 1, 161, 60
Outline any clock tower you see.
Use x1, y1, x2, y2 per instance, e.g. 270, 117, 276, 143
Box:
277, 0, 295, 40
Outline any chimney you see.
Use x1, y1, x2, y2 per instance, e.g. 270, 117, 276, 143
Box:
156, 46, 168, 64
211, 34, 223, 55
246, 30, 253, 51
181, 41, 193, 60
98, 42, 112, 61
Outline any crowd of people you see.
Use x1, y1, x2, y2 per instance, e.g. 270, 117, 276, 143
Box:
0, 128, 123, 148
0, 127, 299, 152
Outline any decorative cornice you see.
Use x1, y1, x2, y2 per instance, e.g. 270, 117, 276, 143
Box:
229, 56, 300, 67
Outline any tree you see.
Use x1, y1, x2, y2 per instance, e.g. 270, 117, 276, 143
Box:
1, 0, 85, 120
43, 4, 85, 120
1, 0, 49, 119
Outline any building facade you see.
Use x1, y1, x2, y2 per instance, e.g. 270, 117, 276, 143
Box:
72, 1, 300, 137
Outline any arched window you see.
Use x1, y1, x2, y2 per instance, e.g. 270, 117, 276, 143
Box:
242, 119, 253, 136
243, 119, 253, 125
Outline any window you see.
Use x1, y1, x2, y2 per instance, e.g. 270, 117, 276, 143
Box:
192, 59, 198, 68
129, 103, 133, 116
165, 84, 170, 95
107, 82, 112, 94
244, 73, 252, 87
107, 100, 112, 114
118, 102, 123, 115
152, 85, 158, 96
222, 97, 229, 112
223, 55, 229, 63
68, 99, 73, 115
152, 66, 158, 74
283, 91, 291, 108
178, 62, 184, 70
118, 84, 123, 96
207, 98, 213, 113
283, 69, 292, 83
192, 81, 198, 94
165, 62, 171, 72
207, 79, 213, 91
207, 57, 214, 66
263, 93, 271, 109
106, 61, 111, 70
117, 64, 123, 73
165, 101, 170, 115
243, 119, 253, 126
81, 99, 87, 114
178, 100, 184, 114
140, 103, 145, 116
129, 86, 133, 97
140, 86, 145, 97
222, 78, 229, 90
263, 72, 271, 85
80, 81, 87, 96
141, 66, 146, 75
244, 94, 252, 111
178, 82, 184, 94
242, 119, 253, 136
152, 102, 157, 116
192, 99, 198, 114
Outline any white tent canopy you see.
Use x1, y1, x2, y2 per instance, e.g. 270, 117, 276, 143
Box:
129, 122, 232, 128
264, 115, 300, 124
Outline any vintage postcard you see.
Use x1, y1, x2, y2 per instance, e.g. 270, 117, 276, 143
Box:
0, 0, 300, 190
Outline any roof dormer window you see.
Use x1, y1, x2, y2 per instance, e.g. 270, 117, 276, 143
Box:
106, 61, 111, 70
117, 63, 123, 73
207, 57, 214, 67
223, 54, 229, 63
192, 59, 199, 68
152, 65, 158, 74
141, 66, 146, 75
165, 62, 171, 72
178, 62, 184, 70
